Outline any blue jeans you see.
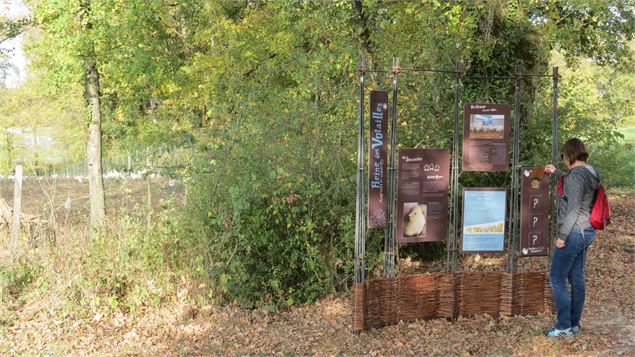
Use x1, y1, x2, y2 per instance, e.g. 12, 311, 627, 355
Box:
549, 226, 596, 330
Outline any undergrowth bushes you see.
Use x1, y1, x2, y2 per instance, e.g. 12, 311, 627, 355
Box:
0, 210, 181, 322
179, 166, 369, 309
0, 260, 41, 300
0, 166, 360, 319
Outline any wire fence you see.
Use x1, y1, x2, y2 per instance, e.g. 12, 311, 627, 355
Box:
1, 145, 193, 178
0, 159, 187, 252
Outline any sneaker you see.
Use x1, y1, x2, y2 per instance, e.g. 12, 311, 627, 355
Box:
544, 327, 574, 338
571, 325, 581, 335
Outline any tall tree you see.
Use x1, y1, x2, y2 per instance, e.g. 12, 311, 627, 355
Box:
26, 0, 106, 226
80, 0, 105, 227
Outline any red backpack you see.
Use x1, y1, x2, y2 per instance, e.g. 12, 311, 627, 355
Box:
557, 175, 611, 230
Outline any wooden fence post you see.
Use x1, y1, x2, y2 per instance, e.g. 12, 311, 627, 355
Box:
11, 165, 23, 256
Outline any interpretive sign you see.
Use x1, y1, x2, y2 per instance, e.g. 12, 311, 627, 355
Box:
396, 148, 450, 244
462, 188, 507, 253
462, 104, 511, 171
520, 166, 550, 256
368, 91, 389, 229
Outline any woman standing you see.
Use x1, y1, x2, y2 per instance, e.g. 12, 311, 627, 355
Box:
544, 138, 600, 338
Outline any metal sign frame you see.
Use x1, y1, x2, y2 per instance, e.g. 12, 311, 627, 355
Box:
352, 59, 560, 289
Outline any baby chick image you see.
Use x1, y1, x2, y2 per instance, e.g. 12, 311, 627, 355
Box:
403, 203, 427, 237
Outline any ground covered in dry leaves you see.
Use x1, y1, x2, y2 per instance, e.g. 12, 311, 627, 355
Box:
1, 194, 633, 356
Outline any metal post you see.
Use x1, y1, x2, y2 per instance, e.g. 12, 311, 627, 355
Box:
507, 64, 522, 272
10, 165, 23, 257
550, 67, 559, 255
446, 62, 461, 272
383, 57, 400, 278
354, 56, 366, 284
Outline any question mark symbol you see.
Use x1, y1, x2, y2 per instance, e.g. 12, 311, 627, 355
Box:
532, 216, 538, 226
532, 235, 538, 246
533, 198, 539, 208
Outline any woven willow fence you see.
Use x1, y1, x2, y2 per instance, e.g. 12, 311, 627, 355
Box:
352, 272, 554, 331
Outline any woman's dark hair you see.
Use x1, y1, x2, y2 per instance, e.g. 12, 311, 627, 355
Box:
562, 138, 589, 165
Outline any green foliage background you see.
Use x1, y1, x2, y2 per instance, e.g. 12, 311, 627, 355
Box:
1, 0, 634, 309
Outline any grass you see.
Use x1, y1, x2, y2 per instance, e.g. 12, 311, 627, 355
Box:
617, 127, 635, 144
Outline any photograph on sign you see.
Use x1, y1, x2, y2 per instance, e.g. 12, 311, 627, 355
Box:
368, 90, 389, 229
469, 114, 505, 139
396, 148, 450, 244
461, 188, 506, 253
403, 202, 427, 238
462, 104, 511, 171
520, 166, 550, 256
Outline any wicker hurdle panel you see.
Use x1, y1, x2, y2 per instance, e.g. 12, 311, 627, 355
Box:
352, 283, 366, 332
437, 272, 459, 318
354, 272, 554, 331
395, 274, 439, 321
516, 272, 547, 315
499, 272, 515, 316
364, 278, 397, 329
459, 272, 504, 316
483, 272, 504, 315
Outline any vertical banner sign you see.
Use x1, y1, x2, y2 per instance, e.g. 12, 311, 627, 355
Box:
396, 148, 450, 244
462, 188, 507, 253
463, 104, 511, 171
520, 166, 550, 256
368, 91, 389, 229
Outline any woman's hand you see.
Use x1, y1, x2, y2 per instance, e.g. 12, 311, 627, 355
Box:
555, 239, 566, 248
545, 164, 556, 174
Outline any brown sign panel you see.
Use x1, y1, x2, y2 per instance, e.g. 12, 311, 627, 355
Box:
462, 103, 511, 171
520, 166, 550, 256
396, 148, 450, 244
368, 91, 389, 229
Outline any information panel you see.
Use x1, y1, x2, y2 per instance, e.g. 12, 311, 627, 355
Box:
396, 148, 450, 244
462, 104, 511, 171
368, 91, 389, 229
462, 188, 507, 253
520, 166, 550, 256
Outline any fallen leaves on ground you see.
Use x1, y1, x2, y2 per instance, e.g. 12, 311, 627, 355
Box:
0, 195, 633, 356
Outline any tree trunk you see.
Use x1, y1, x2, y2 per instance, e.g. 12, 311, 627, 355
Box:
80, 0, 105, 228
84, 52, 106, 227
352, 0, 373, 57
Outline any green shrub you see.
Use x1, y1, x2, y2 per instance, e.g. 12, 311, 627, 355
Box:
0, 260, 42, 300
184, 167, 358, 308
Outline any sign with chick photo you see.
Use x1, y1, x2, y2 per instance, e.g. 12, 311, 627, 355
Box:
396, 148, 450, 244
